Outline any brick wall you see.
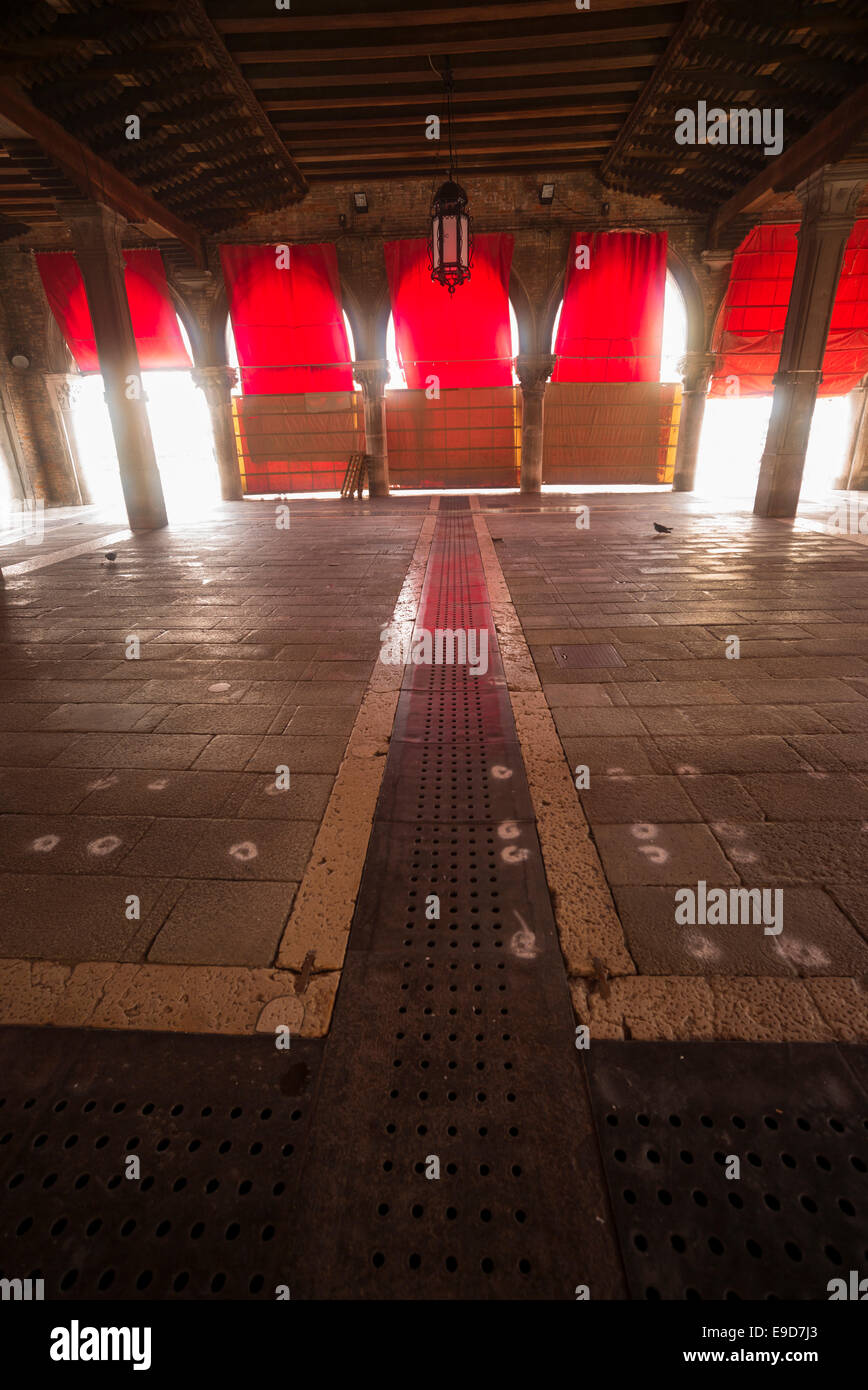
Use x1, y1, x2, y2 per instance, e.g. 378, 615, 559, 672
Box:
0, 247, 79, 505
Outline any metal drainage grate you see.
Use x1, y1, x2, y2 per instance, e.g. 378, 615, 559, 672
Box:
0, 1028, 322, 1300
587, 1041, 868, 1300
290, 504, 626, 1298
551, 643, 626, 668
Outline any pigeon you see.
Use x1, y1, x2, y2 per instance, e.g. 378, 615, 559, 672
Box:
104, 551, 117, 562
653, 523, 673, 534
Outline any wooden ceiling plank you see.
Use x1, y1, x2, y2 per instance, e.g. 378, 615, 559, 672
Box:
245, 50, 665, 85
262, 81, 645, 109
228, 25, 679, 64
212, 0, 687, 32
272, 108, 633, 132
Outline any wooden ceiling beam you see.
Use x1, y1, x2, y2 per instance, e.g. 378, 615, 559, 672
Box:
228, 25, 679, 64
246, 51, 664, 86
261, 80, 645, 110
295, 137, 613, 161
303, 157, 603, 179
271, 105, 634, 131
212, 0, 687, 31
712, 81, 868, 234
283, 121, 623, 148
0, 80, 205, 261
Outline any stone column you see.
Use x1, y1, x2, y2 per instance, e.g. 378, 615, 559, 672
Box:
45, 374, 91, 505
0, 375, 29, 502
833, 385, 867, 489
754, 162, 868, 519
845, 387, 868, 490
516, 354, 555, 493
60, 199, 167, 530
191, 365, 242, 501
354, 359, 390, 496
672, 351, 715, 492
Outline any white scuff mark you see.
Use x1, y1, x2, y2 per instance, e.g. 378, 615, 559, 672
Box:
502, 845, 530, 864
32, 835, 60, 853
510, 910, 539, 960
87, 835, 122, 857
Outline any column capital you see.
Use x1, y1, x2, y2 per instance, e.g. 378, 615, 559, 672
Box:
191, 364, 238, 400
47, 373, 84, 411
676, 351, 716, 393
699, 248, 733, 276
795, 160, 868, 231
516, 354, 555, 394
353, 358, 389, 396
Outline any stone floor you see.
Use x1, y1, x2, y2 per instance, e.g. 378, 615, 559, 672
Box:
0, 496, 425, 970
1, 487, 867, 1041
482, 490, 868, 1005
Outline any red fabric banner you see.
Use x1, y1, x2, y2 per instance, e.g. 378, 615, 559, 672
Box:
709, 221, 868, 397
384, 233, 514, 389
36, 248, 190, 372
552, 230, 667, 383
219, 243, 352, 395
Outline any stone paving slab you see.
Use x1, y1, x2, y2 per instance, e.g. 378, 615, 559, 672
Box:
0, 499, 427, 994
482, 491, 868, 1040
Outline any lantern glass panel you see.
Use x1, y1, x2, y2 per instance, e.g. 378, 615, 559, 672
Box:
442, 215, 459, 265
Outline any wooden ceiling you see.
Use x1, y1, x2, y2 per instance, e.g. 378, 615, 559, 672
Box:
603, 0, 868, 210
0, 0, 306, 243
0, 0, 865, 244
206, 0, 690, 181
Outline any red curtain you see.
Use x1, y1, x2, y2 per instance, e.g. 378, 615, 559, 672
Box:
552, 230, 667, 383
384, 233, 513, 389
709, 221, 868, 397
36, 248, 190, 372
219, 243, 352, 395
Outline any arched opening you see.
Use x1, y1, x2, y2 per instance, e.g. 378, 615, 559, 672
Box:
549, 269, 687, 382
69, 314, 221, 519
225, 307, 358, 386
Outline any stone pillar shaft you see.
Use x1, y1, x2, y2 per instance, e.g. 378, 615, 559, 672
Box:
354, 360, 390, 497
672, 352, 715, 493
516, 354, 555, 494
61, 200, 167, 531
754, 164, 868, 519
192, 365, 242, 501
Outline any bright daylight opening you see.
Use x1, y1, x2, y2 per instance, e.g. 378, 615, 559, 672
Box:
71, 315, 221, 520
696, 394, 850, 499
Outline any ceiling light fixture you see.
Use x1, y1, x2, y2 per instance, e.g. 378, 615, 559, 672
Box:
429, 58, 472, 294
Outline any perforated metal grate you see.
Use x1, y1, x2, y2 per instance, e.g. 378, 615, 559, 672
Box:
587, 1042, 868, 1300
290, 500, 626, 1298
0, 1029, 321, 1300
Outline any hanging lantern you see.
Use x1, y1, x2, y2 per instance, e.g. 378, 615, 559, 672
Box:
428, 59, 472, 293
430, 178, 472, 294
